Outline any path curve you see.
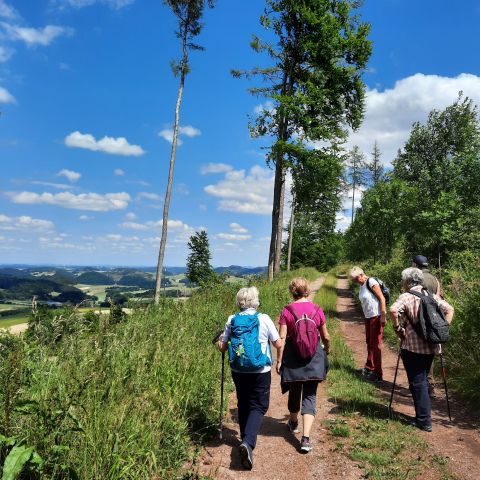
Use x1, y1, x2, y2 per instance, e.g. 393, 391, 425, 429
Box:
197, 276, 363, 480
336, 276, 480, 480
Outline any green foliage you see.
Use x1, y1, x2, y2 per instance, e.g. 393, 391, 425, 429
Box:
186, 230, 215, 286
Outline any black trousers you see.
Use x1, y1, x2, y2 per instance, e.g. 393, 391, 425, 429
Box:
231, 370, 271, 450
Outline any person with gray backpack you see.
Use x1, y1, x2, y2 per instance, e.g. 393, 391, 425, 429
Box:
217, 286, 283, 470
389, 267, 454, 432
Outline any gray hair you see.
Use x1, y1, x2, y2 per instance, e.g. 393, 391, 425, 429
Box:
236, 286, 259, 310
401, 267, 424, 289
350, 266, 364, 278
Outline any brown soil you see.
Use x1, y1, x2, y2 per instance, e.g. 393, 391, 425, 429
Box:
196, 277, 363, 480
2, 323, 28, 335
336, 276, 480, 480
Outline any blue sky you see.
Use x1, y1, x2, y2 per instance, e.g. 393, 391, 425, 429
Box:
1, 0, 480, 266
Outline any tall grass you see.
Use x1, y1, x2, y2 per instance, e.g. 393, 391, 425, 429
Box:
0, 268, 319, 479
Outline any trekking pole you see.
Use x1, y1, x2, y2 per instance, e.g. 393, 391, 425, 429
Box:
212, 329, 225, 439
388, 339, 403, 418
439, 348, 452, 422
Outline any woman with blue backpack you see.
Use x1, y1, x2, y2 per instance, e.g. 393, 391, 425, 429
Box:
217, 286, 283, 470
277, 277, 330, 454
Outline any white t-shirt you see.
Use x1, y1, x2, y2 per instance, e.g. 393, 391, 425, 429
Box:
359, 278, 380, 319
222, 308, 279, 373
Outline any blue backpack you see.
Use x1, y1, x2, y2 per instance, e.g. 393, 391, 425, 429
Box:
228, 312, 271, 372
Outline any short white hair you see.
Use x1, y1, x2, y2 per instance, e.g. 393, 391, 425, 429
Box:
236, 286, 259, 309
350, 266, 364, 278
401, 267, 424, 288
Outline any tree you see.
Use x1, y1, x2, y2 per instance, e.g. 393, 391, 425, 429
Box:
186, 230, 214, 285
234, 0, 371, 280
154, 0, 214, 304
346, 145, 367, 223
366, 140, 384, 185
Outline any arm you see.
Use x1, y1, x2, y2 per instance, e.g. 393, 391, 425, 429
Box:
389, 300, 406, 339
320, 323, 330, 354
276, 324, 287, 374
217, 318, 231, 352
438, 298, 454, 324
371, 283, 387, 325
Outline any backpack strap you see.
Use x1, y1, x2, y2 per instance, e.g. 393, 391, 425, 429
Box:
285, 304, 321, 323
405, 289, 427, 336
365, 277, 375, 295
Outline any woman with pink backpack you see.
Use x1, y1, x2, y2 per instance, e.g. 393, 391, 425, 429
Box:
277, 277, 330, 453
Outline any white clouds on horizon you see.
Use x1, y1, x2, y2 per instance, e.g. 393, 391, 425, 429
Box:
229, 222, 248, 234
158, 125, 201, 145
217, 233, 251, 241
58, 168, 81, 182
65, 131, 145, 156
0, 213, 54, 231
9, 191, 130, 211
347, 73, 480, 164
52, 0, 135, 9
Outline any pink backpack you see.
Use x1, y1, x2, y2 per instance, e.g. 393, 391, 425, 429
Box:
286, 305, 321, 360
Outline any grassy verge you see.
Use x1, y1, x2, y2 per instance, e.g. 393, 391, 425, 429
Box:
0, 314, 29, 329
313, 271, 455, 480
0, 268, 319, 479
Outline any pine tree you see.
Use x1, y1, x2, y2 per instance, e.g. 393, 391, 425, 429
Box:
186, 230, 214, 285
346, 145, 367, 223
366, 140, 384, 185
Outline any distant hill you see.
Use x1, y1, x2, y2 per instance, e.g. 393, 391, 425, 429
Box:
76, 272, 115, 285
214, 265, 267, 277
118, 274, 155, 288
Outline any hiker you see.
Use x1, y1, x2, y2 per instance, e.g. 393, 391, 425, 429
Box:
411, 254, 442, 396
350, 266, 387, 382
389, 267, 454, 432
217, 286, 283, 470
277, 277, 330, 454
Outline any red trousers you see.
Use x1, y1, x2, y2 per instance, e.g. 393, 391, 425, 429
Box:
364, 315, 383, 376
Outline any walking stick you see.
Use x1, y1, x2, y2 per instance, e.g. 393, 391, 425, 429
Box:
439, 349, 452, 421
388, 339, 403, 418
212, 329, 226, 439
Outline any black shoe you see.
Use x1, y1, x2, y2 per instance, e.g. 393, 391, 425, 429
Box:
365, 371, 383, 383
407, 420, 432, 432
239, 442, 253, 470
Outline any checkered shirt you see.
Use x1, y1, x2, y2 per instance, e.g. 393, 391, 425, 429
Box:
390, 285, 452, 355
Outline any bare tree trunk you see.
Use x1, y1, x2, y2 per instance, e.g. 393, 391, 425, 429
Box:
268, 158, 283, 281
154, 32, 188, 304
286, 193, 295, 272
274, 169, 286, 274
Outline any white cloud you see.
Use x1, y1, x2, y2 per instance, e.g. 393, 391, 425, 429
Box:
58, 168, 81, 182
335, 214, 351, 232
124, 212, 137, 221
341, 186, 365, 212
175, 182, 189, 195
0, 46, 12, 62
53, 0, 135, 9
217, 233, 251, 241
158, 124, 201, 145
347, 73, 480, 165
204, 165, 274, 215
0, 214, 54, 231
136, 192, 162, 202
114, 168, 125, 176
200, 162, 233, 175
0, 1, 18, 20
79, 214, 92, 220
65, 131, 145, 156
0, 86, 15, 103
30, 180, 75, 190
9, 191, 130, 211
1, 23, 73, 47
120, 218, 192, 231
254, 100, 275, 115
229, 222, 248, 233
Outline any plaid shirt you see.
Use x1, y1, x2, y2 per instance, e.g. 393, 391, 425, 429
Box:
390, 285, 452, 355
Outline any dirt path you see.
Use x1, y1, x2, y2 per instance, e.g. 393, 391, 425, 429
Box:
197, 276, 363, 480
1, 323, 28, 335
336, 276, 480, 480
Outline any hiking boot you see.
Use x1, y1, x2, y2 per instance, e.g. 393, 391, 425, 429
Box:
365, 371, 383, 383
287, 419, 299, 433
238, 442, 253, 470
300, 436, 313, 454
408, 420, 432, 432
358, 367, 370, 378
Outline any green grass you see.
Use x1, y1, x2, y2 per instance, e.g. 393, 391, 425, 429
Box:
0, 314, 29, 329
314, 271, 455, 480
0, 268, 320, 479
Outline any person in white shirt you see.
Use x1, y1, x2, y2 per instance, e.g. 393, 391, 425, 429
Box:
350, 266, 387, 382
217, 286, 283, 470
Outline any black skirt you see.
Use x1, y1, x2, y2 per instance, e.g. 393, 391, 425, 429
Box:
280, 339, 329, 393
